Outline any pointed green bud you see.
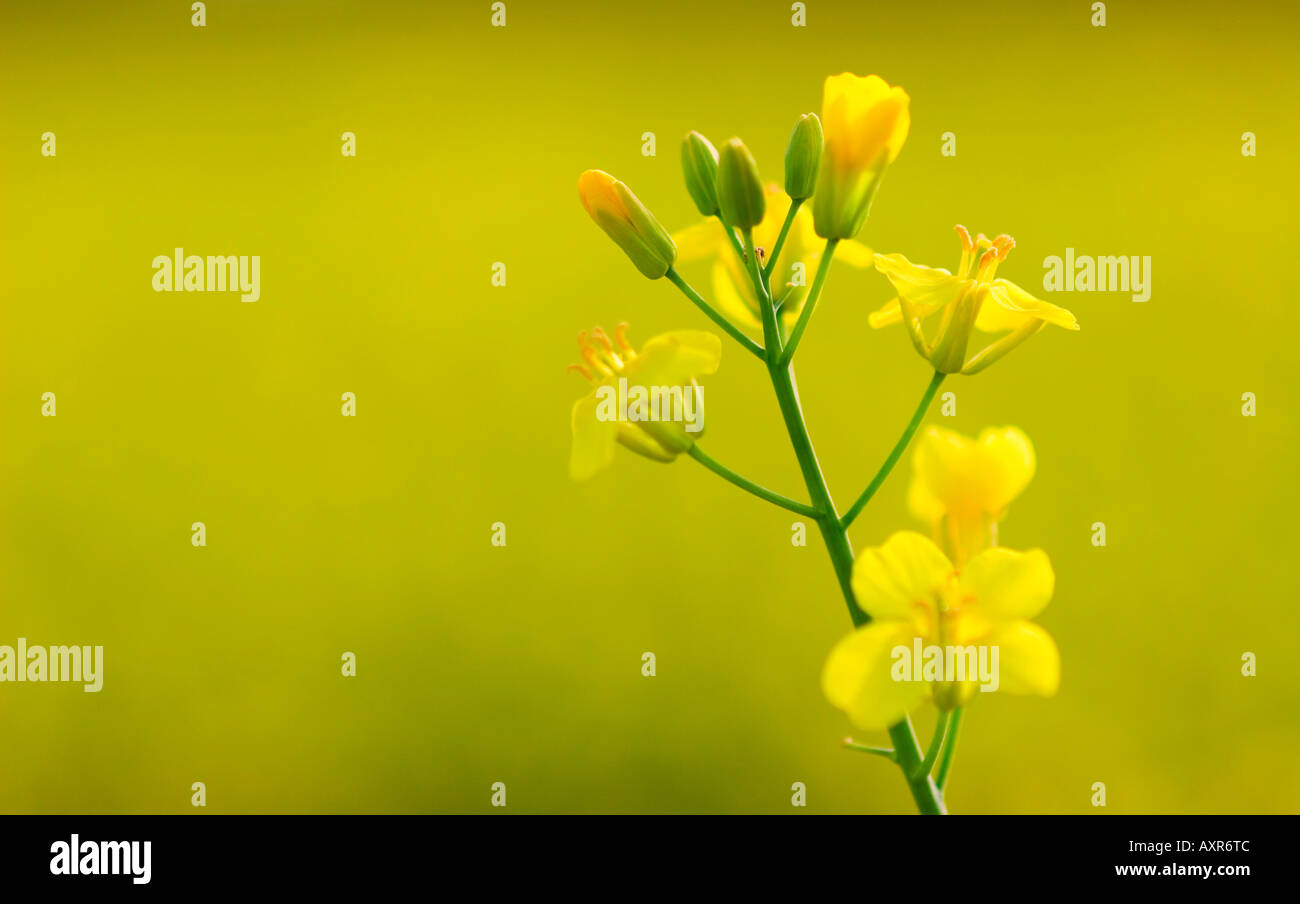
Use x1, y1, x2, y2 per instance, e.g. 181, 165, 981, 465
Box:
578, 170, 677, 279
681, 132, 720, 216
784, 113, 823, 201
716, 138, 765, 230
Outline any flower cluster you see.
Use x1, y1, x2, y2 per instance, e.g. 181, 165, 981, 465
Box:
822, 427, 1061, 732
572, 72, 1077, 813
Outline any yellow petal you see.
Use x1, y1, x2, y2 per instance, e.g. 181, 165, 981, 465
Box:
752, 183, 791, 253
884, 95, 911, 163
836, 238, 875, 268
671, 219, 727, 263
823, 73, 894, 126
822, 621, 931, 731
984, 279, 1079, 331
822, 75, 910, 167
909, 425, 1035, 523
569, 392, 619, 480
627, 330, 722, 387
711, 261, 762, 330
984, 620, 1060, 696
960, 547, 1055, 621
976, 426, 1036, 511
851, 531, 952, 621
873, 253, 966, 310
905, 451, 945, 524
868, 296, 902, 329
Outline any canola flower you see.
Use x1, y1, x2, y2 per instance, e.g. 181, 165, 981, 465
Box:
813, 73, 910, 240
823, 531, 1060, 732
871, 225, 1079, 374
572, 72, 1069, 815
567, 325, 720, 481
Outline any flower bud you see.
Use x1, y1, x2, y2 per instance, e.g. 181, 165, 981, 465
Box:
681, 131, 720, 216
783, 113, 822, 200
812, 73, 910, 239
716, 138, 765, 230
578, 170, 677, 279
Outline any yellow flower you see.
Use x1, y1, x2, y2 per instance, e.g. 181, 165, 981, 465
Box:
870, 225, 1079, 374
908, 426, 1035, 566
812, 73, 910, 239
568, 324, 721, 480
822, 532, 1060, 731
672, 184, 873, 332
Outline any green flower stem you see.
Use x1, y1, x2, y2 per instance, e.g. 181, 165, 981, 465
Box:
916, 711, 951, 780
740, 233, 946, 815
765, 354, 946, 814
840, 370, 946, 529
763, 199, 803, 282
844, 740, 897, 762
665, 267, 764, 361
716, 213, 750, 274
742, 229, 781, 358
889, 720, 946, 813
778, 238, 837, 366
766, 361, 861, 617
687, 445, 817, 517
935, 707, 964, 792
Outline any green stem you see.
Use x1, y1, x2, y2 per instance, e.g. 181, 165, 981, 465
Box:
687, 445, 817, 517
766, 362, 860, 616
844, 740, 897, 762
736, 223, 946, 815
935, 707, 964, 792
916, 711, 951, 780
766, 354, 945, 814
665, 267, 765, 361
778, 238, 837, 366
742, 229, 782, 360
715, 213, 749, 269
888, 719, 946, 813
762, 199, 803, 281
841, 371, 945, 529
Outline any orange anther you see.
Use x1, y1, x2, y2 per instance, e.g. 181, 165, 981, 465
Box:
614, 322, 633, 353
580, 345, 606, 373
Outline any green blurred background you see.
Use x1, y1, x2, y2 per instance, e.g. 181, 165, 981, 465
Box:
2, 0, 1297, 813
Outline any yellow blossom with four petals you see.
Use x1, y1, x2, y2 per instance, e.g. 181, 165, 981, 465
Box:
822, 531, 1060, 731
568, 325, 720, 480
870, 225, 1080, 374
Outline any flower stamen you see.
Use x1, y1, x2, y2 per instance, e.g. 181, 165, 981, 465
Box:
613, 322, 635, 357
975, 247, 1001, 282
589, 326, 624, 370
566, 363, 595, 382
